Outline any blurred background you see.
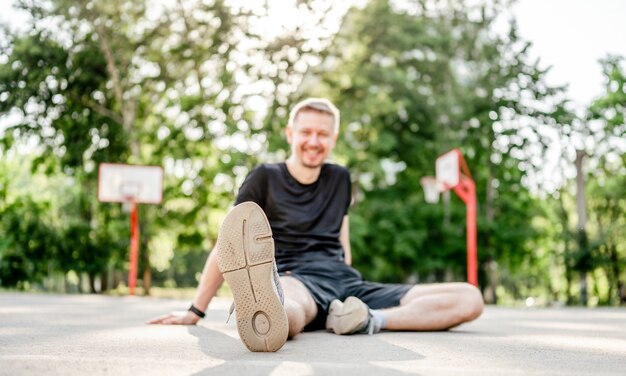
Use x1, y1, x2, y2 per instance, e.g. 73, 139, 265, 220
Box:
0, 0, 624, 307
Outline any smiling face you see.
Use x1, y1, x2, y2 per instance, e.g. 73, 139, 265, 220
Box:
286, 108, 338, 169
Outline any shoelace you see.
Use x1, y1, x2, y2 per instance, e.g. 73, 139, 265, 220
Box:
271, 261, 285, 305
226, 302, 235, 323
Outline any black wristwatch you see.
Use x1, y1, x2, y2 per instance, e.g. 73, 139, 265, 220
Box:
188, 304, 206, 319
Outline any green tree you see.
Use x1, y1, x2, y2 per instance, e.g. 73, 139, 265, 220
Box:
300, 0, 559, 305
0, 16, 129, 290
1, 0, 342, 292
586, 55, 626, 305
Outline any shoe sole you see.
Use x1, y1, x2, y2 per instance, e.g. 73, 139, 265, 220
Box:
216, 202, 288, 352
326, 296, 369, 335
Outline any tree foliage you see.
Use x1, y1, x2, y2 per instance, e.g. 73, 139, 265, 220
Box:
0, 0, 624, 305
298, 1, 559, 302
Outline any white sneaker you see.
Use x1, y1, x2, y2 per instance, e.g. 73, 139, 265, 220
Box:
325, 296, 381, 335
216, 202, 288, 352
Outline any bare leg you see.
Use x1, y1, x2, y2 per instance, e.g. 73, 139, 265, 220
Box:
280, 276, 318, 338
383, 282, 483, 331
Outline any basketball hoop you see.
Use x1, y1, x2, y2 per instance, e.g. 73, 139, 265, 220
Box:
119, 182, 142, 203
420, 176, 442, 204
421, 148, 478, 287
98, 163, 163, 296
121, 183, 139, 212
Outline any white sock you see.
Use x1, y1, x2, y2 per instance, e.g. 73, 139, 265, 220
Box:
370, 309, 387, 332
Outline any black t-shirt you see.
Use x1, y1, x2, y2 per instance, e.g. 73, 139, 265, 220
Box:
234, 162, 351, 268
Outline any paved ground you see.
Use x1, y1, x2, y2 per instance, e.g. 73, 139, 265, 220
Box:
1, 293, 625, 375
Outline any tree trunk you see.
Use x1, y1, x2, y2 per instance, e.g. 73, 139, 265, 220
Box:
609, 245, 623, 305
565, 265, 573, 305
100, 270, 108, 293
64, 274, 70, 294
140, 213, 151, 296
483, 259, 498, 304
89, 273, 96, 294
608, 204, 624, 305
557, 193, 573, 305
574, 150, 589, 306
78, 273, 85, 294
442, 190, 451, 227
143, 254, 152, 296
483, 167, 497, 304
95, 22, 147, 296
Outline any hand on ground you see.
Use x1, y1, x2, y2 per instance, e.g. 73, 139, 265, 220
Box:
147, 310, 200, 325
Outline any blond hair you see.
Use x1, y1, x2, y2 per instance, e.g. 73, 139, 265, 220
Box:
288, 98, 340, 133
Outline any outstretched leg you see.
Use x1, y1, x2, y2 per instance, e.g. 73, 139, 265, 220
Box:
384, 282, 483, 331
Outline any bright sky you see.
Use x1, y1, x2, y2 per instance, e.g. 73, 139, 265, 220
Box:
511, 0, 626, 107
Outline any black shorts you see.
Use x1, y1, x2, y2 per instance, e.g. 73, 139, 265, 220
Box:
278, 259, 412, 331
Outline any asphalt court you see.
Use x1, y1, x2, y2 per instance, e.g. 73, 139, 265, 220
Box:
1, 293, 625, 375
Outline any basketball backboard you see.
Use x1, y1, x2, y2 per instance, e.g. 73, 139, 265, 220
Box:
98, 163, 163, 204
436, 149, 460, 190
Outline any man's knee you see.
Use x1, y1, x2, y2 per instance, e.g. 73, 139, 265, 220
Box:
280, 277, 318, 337
280, 276, 318, 322
284, 299, 307, 338
462, 283, 484, 321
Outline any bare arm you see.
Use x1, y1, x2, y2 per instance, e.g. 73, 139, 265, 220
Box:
147, 247, 224, 325
340, 215, 351, 265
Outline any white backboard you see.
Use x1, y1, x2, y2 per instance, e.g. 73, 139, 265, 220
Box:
98, 163, 163, 204
436, 149, 460, 190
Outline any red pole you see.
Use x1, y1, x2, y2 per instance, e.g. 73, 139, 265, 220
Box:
129, 201, 140, 295
453, 177, 478, 287
466, 180, 478, 286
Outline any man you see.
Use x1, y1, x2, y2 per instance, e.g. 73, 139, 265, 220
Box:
149, 98, 484, 352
